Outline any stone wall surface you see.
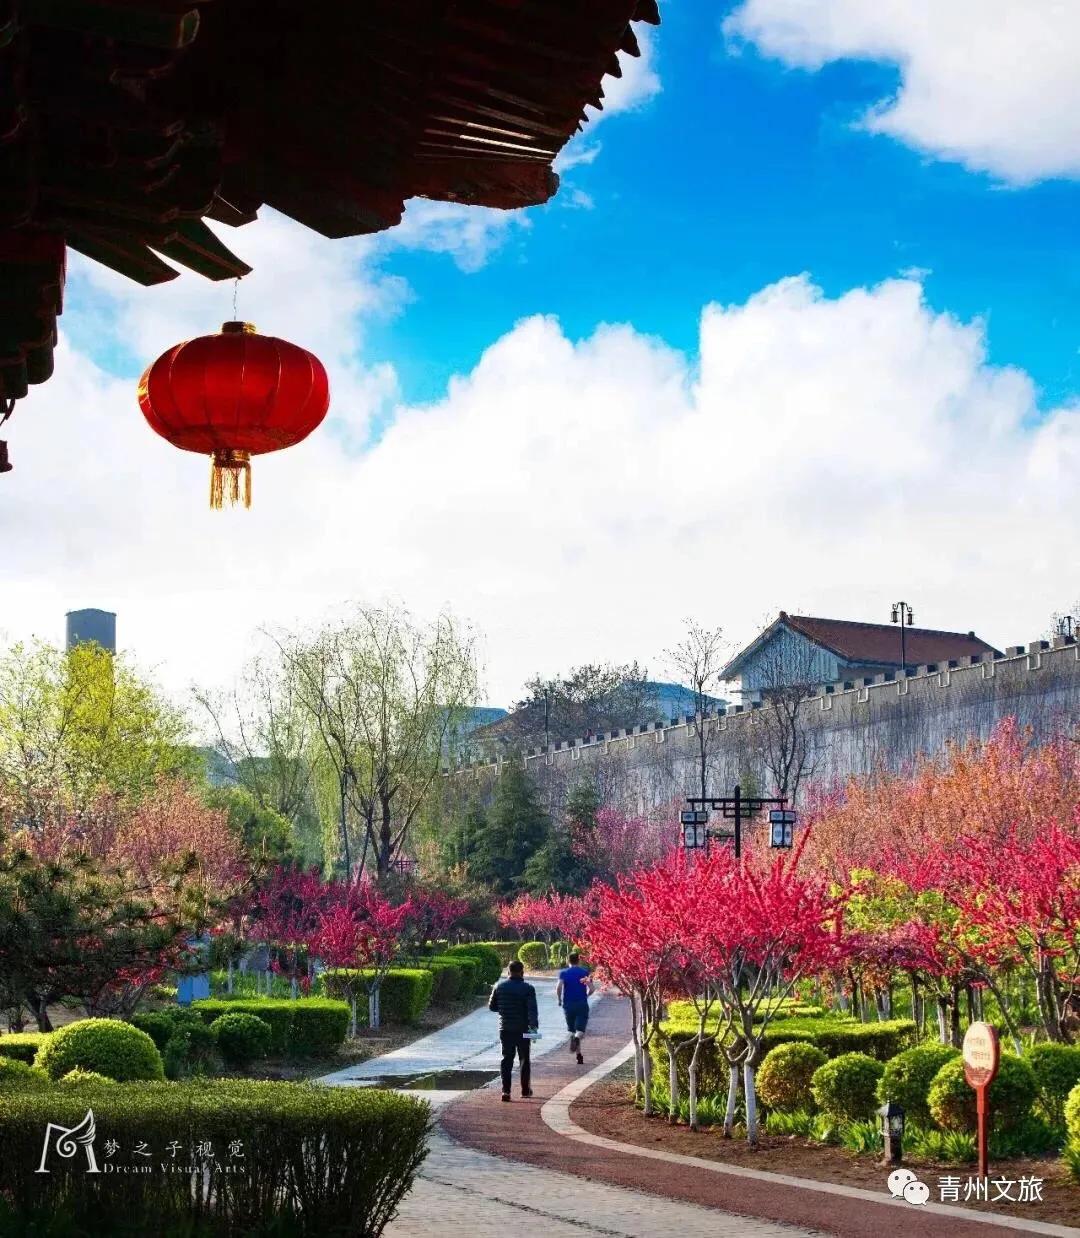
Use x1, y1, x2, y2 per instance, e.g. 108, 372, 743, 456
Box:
450, 637, 1080, 820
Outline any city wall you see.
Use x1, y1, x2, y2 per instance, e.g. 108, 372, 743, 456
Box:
448, 634, 1080, 819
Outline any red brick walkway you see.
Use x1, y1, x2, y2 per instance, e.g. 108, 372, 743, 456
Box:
440, 994, 1070, 1238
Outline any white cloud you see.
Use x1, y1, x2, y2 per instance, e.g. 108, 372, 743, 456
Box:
3, 258, 1076, 716
724, 0, 1080, 184
388, 200, 529, 274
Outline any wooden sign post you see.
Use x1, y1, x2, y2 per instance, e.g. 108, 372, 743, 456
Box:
963, 1021, 1000, 1179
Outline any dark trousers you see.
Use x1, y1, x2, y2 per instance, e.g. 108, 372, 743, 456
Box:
500, 1029, 531, 1094
563, 1001, 589, 1035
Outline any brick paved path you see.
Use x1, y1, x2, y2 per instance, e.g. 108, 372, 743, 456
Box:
440, 993, 1077, 1238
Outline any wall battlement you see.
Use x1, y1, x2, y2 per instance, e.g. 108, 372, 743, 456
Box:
446, 632, 1080, 817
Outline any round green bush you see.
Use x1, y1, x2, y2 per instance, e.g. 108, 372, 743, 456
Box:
757, 1042, 828, 1113
58, 1068, 115, 1088
517, 941, 549, 971
0, 1056, 49, 1089
928, 1054, 1037, 1132
810, 1052, 885, 1122
444, 944, 502, 986
877, 1043, 959, 1125
211, 1012, 272, 1065
163, 1021, 218, 1080
1027, 1043, 1080, 1126
35, 1018, 165, 1082
1064, 1080, 1080, 1143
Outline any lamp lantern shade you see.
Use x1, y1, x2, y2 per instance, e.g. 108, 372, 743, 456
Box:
138, 321, 330, 508
878, 1099, 905, 1164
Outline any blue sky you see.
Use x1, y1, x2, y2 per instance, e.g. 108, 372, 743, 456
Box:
9, 1, 1080, 707
371, 2, 1080, 410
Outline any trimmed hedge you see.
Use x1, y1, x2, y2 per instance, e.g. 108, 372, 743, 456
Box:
58, 1068, 115, 1088
425, 959, 464, 1003
654, 1007, 915, 1096
443, 944, 503, 986
477, 941, 522, 965
0, 1078, 430, 1237
928, 1054, 1037, 1132
35, 1019, 165, 1083
756, 1042, 827, 1113
193, 998, 349, 1058
1027, 1043, 1080, 1127
811, 1053, 884, 1122
433, 953, 478, 995
517, 941, 549, 971
315, 970, 435, 1026
1066, 1080, 1080, 1143
0, 1033, 49, 1065
877, 1044, 959, 1126
0, 1058, 48, 1090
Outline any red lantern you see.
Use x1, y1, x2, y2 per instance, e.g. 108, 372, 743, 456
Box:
138, 321, 330, 508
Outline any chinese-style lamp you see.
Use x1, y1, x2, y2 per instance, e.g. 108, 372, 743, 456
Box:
138, 322, 329, 509
878, 1100, 905, 1164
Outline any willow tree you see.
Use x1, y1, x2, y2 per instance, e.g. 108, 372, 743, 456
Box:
194, 653, 320, 862
0, 640, 191, 829
277, 605, 477, 880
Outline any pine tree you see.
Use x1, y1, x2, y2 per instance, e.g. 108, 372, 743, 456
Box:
470, 765, 550, 897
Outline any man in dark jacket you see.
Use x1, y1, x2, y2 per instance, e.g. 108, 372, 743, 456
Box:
488, 960, 539, 1101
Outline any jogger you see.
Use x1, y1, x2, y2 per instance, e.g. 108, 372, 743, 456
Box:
556, 951, 594, 1065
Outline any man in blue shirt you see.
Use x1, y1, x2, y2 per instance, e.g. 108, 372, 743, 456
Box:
556, 952, 593, 1065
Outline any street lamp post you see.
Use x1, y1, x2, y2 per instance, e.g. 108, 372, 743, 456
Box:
679, 783, 796, 858
890, 601, 914, 673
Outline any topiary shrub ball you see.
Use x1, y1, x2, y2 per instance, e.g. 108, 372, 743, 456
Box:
0, 1055, 50, 1089
516, 941, 549, 971
877, 1043, 959, 1125
928, 1054, 1037, 1132
1065, 1079, 1080, 1144
58, 1068, 116, 1088
757, 1042, 828, 1113
1026, 1043, 1080, 1127
35, 1019, 165, 1082
211, 1012, 272, 1065
810, 1052, 885, 1122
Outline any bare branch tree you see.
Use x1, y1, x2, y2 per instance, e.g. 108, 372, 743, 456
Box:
747, 633, 822, 802
665, 619, 725, 799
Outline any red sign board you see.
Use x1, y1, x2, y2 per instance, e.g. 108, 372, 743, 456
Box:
963, 1022, 1000, 1089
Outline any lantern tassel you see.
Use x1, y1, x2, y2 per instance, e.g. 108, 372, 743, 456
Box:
210, 449, 252, 509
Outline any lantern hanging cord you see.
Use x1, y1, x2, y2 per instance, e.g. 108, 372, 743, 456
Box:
232, 277, 239, 320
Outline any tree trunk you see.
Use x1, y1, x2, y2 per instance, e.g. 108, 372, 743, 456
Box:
378, 792, 393, 880
936, 996, 949, 1045
744, 1060, 759, 1145
369, 981, 382, 1031
339, 774, 352, 880
723, 1063, 740, 1138
226, 960, 234, 996
349, 995, 358, 1038
667, 1042, 680, 1123
641, 1038, 653, 1115
688, 1036, 703, 1131
630, 993, 644, 1103
949, 985, 962, 1048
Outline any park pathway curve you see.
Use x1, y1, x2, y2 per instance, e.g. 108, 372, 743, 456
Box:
321, 975, 818, 1237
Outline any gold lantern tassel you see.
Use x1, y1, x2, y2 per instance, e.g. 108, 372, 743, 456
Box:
209, 450, 252, 509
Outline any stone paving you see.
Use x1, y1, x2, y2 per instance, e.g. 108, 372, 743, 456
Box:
320, 972, 566, 1085
386, 1130, 822, 1238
